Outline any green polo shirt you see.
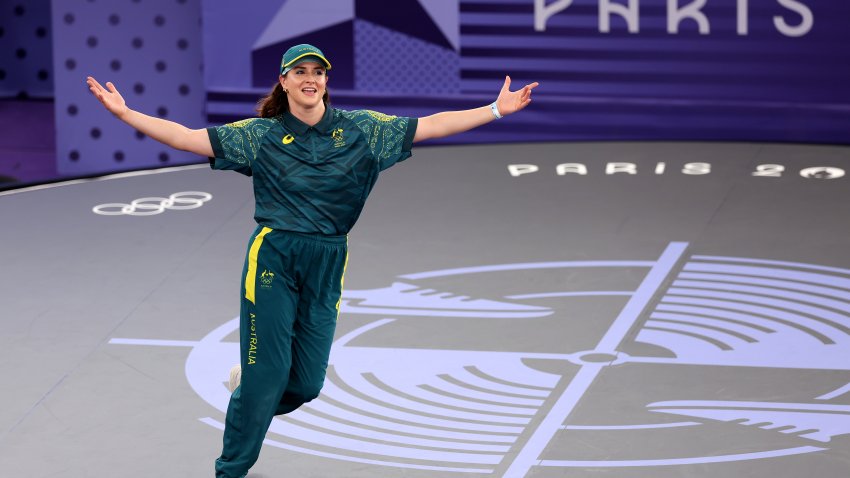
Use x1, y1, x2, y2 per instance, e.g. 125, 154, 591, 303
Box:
207, 107, 418, 235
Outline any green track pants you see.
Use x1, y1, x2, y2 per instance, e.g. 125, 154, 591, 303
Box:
215, 226, 348, 478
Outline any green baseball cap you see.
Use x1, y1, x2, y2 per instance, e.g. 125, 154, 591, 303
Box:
280, 44, 332, 76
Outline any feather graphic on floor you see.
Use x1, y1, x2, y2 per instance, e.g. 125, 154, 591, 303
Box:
633, 256, 850, 371
341, 282, 552, 318
648, 400, 850, 443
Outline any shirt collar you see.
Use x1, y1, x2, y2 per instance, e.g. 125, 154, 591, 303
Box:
283, 106, 333, 135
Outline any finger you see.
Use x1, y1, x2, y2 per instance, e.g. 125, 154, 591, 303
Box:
86, 78, 99, 95
526, 82, 540, 90
88, 77, 107, 95
87, 80, 110, 104
501, 75, 511, 93
106, 81, 118, 94
88, 82, 104, 101
88, 76, 105, 92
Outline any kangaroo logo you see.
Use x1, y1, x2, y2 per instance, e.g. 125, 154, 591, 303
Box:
259, 269, 275, 288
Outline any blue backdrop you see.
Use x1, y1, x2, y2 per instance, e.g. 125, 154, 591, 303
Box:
47, 0, 850, 177
204, 0, 850, 145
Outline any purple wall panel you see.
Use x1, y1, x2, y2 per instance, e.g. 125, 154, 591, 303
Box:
354, 20, 458, 94
0, 0, 54, 98
201, 0, 283, 91
52, 0, 205, 176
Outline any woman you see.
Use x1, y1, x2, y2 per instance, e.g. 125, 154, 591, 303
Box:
87, 43, 538, 478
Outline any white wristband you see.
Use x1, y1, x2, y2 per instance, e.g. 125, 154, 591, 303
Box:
490, 101, 502, 120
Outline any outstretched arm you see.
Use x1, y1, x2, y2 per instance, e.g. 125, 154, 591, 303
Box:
86, 76, 213, 157
413, 76, 538, 143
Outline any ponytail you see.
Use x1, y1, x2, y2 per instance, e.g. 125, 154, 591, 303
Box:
256, 83, 287, 118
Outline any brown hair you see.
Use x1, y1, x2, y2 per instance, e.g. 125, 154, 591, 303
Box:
256, 82, 331, 118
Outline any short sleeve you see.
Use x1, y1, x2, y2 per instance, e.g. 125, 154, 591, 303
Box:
342, 110, 418, 171
206, 118, 276, 176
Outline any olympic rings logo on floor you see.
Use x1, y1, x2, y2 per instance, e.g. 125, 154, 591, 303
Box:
92, 191, 213, 216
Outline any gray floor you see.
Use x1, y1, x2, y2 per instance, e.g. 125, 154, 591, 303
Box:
2, 142, 850, 477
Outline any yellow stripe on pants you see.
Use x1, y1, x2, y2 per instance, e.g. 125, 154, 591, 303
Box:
335, 237, 349, 319
245, 227, 273, 304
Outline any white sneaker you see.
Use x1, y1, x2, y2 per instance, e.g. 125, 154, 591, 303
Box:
228, 364, 242, 393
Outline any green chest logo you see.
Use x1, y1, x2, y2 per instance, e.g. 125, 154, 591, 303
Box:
332, 128, 346, 148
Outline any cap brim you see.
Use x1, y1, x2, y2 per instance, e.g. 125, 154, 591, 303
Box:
283, 53, 331, 70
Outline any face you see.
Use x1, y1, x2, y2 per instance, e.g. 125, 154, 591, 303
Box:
280, 62, 328, 109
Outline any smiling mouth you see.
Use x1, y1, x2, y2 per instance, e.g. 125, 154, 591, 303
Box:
302, 88, 318, 96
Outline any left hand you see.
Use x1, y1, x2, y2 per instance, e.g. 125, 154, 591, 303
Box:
87, 76, 130, 119
495, 76, 540, 116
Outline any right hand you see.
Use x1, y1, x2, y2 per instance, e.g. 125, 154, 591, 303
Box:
87, 76, 129, 119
